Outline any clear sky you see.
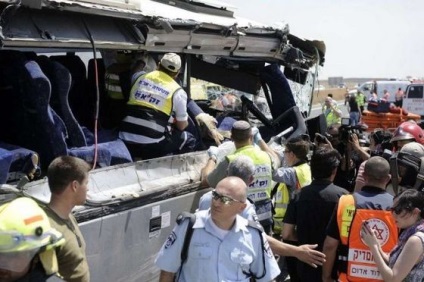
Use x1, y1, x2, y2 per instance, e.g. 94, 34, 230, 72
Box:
227, 0, 424, 79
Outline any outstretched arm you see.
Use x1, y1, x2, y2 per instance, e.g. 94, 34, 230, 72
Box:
266, 235, 325, 268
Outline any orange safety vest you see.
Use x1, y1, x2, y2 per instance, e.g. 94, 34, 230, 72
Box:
336, 194, 398, 282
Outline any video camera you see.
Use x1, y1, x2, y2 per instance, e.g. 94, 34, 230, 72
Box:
339, 117, 365, 144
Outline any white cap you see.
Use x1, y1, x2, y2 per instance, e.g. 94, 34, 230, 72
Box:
160, 53, 181, 72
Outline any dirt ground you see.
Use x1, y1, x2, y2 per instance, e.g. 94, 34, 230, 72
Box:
312, 88, 348, 105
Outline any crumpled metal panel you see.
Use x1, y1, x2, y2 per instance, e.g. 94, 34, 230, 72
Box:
20, 151, 208, 205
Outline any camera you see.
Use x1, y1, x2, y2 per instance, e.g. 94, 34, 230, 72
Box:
341, 117, 351, 126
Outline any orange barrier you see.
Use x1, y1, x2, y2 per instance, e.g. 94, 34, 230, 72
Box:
361, 110, 420, 132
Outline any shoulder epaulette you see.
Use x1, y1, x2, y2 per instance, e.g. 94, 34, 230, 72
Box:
247, 220, 264, 233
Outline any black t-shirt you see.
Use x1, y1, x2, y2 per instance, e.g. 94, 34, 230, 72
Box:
348, 98, 360, 112
326, 186, 394, 240
283, 179, 349, 281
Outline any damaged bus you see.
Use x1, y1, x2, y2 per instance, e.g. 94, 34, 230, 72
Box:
0, 0, 326, 281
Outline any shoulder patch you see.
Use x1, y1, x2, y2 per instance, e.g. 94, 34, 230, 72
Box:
165, 232, 177, 249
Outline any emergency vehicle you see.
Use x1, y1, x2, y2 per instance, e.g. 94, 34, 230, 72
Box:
0, 0, 325, 281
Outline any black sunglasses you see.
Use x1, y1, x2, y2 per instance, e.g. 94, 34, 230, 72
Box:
212, 190, 243, 205
390, 205, 413, 215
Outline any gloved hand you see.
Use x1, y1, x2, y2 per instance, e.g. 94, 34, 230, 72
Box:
251, 126, 263, 145
195, 113, 224, 146
207, 146, 219, 160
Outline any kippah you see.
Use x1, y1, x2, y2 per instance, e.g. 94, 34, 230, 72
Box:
232, 120, 251, 131
231, 120, 251, 141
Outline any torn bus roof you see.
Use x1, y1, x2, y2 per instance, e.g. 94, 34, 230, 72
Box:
0, 0, 325, 67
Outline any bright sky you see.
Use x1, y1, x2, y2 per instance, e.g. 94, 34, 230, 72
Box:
227, 0, 424, 80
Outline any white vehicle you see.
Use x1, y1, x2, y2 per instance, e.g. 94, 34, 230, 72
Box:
403, 84, 424, 117
357, 80, 410, 100
0, 0, 325, 281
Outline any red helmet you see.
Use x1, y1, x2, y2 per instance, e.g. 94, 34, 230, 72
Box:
391, 122, 424, 145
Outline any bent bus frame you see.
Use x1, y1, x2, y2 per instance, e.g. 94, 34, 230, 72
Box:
0, 0, 325, 281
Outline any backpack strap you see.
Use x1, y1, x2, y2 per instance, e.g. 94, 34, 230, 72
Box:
243, 220, 267, 280
176, 212, 196, 265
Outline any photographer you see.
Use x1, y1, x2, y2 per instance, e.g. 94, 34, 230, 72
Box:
354, 129, 393, 191
321, 123, 369, 192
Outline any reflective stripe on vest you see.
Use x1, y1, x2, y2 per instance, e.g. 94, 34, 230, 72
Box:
105, 72, 125, 100
336, 194, 398, 282
127, 70, 180, 115
227, 146, 273, 221
120, 71, 180, 142
272, 163, 311, 233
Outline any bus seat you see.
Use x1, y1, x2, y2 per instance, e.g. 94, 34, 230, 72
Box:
37, 57, 87, 148
17, 60, 68, 169
0, 147, 13, 184
50, 54, 94, 129
0, 142, 40, 184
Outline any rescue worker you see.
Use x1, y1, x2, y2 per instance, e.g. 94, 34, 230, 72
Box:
271, 136, 311, 235
0, 197, 65, 282
322, 97, 342, 127
390, 121, 424, 150
119, 53, 196, 159
356, 91, 366, 113
322, 156, 397, 282
200, 121, 274, 234
156, 176, 280, 282
392, 142, 424, 194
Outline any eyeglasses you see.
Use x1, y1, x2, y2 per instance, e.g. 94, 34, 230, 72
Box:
212, 190, 244, 205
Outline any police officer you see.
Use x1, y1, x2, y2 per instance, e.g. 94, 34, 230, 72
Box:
0, 197, 65, 282
156, 176, 280, 282
119, 53, 196, 159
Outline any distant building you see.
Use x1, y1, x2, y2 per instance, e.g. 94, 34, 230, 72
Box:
328, 76, 344, 87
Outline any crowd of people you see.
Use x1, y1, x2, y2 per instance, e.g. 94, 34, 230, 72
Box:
1, 51, 424, 282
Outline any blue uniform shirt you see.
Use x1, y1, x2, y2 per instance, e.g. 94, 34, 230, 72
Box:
155, 210, 280, 282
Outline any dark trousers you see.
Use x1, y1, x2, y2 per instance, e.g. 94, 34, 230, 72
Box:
124, 130, 196, 160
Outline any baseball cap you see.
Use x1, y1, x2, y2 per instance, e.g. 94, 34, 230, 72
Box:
160, 53, 181, 72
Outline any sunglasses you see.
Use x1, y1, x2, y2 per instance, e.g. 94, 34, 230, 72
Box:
390, 205, 413, 215
212, 190, 243, 205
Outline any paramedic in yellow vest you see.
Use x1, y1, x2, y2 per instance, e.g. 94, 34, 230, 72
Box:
322, 97, 342, 127
356, 91, 366, 113
271, 136, 311, 235
322, 156, 397, 282
119, 53, 196, 159
200, 120, 275, 234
